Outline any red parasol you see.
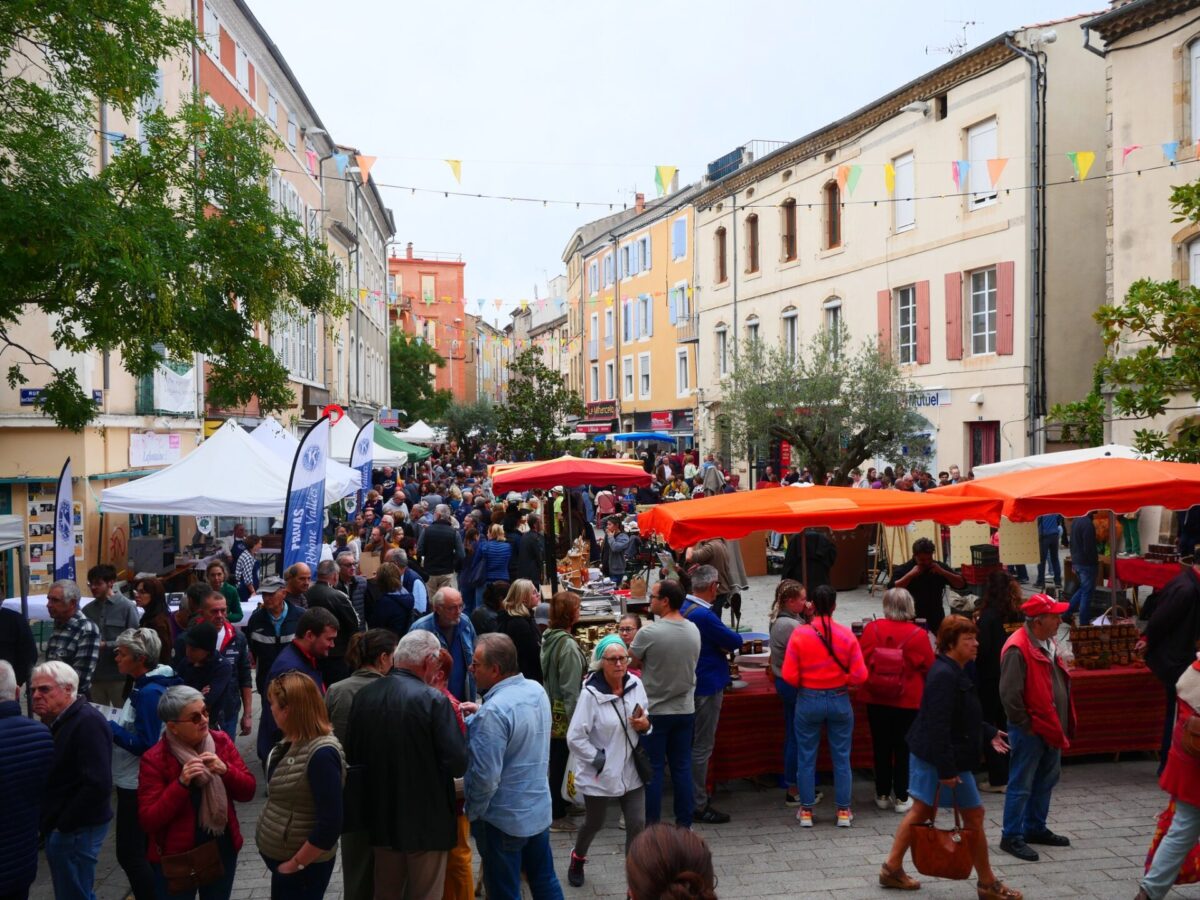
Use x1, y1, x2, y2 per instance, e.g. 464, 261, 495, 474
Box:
489, 455, 652, 492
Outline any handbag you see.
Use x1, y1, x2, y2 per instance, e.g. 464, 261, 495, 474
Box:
160, 839, 224, 894
619, 695, 654, 785
1181, 713, 1200, 760
909, 796, 977, 880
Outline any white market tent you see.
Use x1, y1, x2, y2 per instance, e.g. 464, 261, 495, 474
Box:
100, 419, 356, 516
973, 443, 1144, 479
249, 416, 362, 495
0, 515, 22, 553
328, 413, 407, 466
395, 419, 445, 445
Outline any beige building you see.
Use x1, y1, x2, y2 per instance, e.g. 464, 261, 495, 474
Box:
693, 18, 1108, 481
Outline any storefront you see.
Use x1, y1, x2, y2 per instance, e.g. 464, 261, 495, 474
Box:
578, 400, 617, 438
631, 408, 695, 449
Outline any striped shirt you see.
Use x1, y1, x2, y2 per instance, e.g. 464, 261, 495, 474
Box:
45, 610, 101, 696
781, 617, 868, 691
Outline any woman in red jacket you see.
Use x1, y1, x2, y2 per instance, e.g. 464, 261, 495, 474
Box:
860, 588, 934, 814
138, 685, 257, 900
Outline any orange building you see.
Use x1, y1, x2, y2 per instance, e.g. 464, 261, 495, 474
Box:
388, 244, 472, 403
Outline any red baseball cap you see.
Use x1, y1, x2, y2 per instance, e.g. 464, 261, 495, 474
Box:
1020, 593, 1070, 617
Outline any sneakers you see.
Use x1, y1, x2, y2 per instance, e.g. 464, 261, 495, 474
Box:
836, 807, 854, 827
875, 794, 894, 810
549, 817, 577, 833
567, 851, 586, 888
694, 805, 731, 824
893, 797, 913, 814
797, 807, 814, 827
785, 791, 802, 807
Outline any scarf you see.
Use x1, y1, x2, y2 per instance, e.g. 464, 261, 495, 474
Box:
165, 728, 229, 836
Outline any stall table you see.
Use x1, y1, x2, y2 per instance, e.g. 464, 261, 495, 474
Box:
1114, 556, 1186, 593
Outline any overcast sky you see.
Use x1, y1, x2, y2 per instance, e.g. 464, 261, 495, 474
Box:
250, 0, 1095, 325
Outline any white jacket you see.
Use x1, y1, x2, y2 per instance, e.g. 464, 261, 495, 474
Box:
566, 671, 650, 798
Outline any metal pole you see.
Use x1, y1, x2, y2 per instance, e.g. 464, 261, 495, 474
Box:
18, 545, 31, 715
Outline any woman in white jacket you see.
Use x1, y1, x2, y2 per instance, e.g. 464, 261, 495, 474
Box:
565, 633, 651, 888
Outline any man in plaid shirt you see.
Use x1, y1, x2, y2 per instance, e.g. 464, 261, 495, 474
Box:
45, 580, 101, 698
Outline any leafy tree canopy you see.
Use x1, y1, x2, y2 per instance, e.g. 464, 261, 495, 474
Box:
495, 349, 584, 460
388, 330, 451, 423
439, 398, 496, 452
1, 0, 341, 429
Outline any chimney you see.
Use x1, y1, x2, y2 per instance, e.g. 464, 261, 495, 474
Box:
635, 192, 645, 213
405, 242, 414, 259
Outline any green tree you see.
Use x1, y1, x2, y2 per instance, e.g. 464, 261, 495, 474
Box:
440, 398, 496, 451
1, 1, 341, 429
495, 349, 584, 459
719, 326, 928, 485
1049, 179, 1200, 461
388, 330, 451, 422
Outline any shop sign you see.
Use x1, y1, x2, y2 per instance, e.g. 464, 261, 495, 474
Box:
587, 400, 617, 420
577, 422, 612, 434
650, 411, 673, 430
906, 389, 952, 409
130, 432, 183, 467
674, 409, 695, 432
21, 388, 102, 406
376, 408, 400, 427
780, 441, 792, 468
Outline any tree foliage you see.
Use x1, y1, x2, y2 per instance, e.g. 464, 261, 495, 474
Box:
1, 0, 341, 429
388, 330, 451, 422
719, 326, 928, 485
1049, 179, 1200, 461
495, 349, 584, 460
440, 398, 496, 451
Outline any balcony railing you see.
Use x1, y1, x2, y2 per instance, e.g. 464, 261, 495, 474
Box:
587, 338, 599, 361
676, 314, 700, 343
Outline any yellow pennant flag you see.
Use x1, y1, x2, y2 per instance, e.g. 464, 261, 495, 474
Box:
354, 155, 376, 185
1068, 151, 1096, 181
445, 159, 462, 184
884, 163, 895, 195
654, 165, 677, 197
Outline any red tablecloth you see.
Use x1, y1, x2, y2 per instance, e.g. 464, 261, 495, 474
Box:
709, 665, 1164, 786
1114, 556, 1186, 591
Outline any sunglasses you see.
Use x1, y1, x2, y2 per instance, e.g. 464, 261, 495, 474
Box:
173, 708, 210, 725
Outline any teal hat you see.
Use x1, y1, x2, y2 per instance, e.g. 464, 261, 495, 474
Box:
593, 633, 628, 663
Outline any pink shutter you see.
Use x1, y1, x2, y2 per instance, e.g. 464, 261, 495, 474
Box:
915, 280, 931, 365
996, 261, 1016, 355
944, 272, 963, 360
876, 290, 892, 357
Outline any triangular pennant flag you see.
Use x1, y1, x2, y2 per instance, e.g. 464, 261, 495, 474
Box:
951, 161, 961, 190
836, 165, 849, 195
1067, 151, 1095, 181
493, 299, 503, 310
884, 163, 895, 195
333, 153, 349, 176
846, 165, 862, 196
445, 159, 462, 184
476, 299, 485, 311
654, 165, 677, 198
519, 299, 529, 311
305, 148, 319, 176
354, 155, 376, 185
1121, 145, 1141, 167
987, 158, 1008, 188
1163, 141, 1180, 163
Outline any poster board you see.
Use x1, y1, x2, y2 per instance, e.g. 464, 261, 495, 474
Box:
883, 520, 940, 566
25, 482, 83, 588
357, 553, 380, 578
998, 518, 1040, 565
949, 522, 992, 568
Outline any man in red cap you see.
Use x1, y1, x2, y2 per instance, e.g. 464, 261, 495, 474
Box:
998, 593, 1076, 862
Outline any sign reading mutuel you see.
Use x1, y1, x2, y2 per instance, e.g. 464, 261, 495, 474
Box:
906, 389, 952, 409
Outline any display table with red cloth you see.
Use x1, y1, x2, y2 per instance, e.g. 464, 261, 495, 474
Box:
708, 665, 1165, 787
1114, 556, 1186, 592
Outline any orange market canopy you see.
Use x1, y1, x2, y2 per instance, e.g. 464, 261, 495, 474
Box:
489, 455, 652, 492
930, 457, 1200, 522
639, 485, 1004, 547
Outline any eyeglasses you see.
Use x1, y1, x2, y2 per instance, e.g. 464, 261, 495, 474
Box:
602, 656, 630, 665
616, 625, 637, 633
173, 708, 209, 725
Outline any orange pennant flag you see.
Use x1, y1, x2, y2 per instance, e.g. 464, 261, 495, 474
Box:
836, 165, 849, 196
986, 158, 1008, 188
354, 155, 376, 185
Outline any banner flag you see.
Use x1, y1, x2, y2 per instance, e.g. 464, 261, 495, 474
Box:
349, 418, 373, 515
446, 159, 462, 184
355, 155, 377, 184
654, 165, 677, 197
1121, 145, 1141, 167
1163, 142, 1179, 163
53, 458, 75, 582
282, 415, 330, 575
1068, 151, 1096, 180
333, 153, 349, 176
987, 157, 1008, 187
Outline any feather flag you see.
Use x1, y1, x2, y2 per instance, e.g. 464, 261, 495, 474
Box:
282, 416, 330, 575
53, 459, 75, 581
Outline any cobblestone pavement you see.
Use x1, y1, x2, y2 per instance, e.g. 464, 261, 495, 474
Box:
29, 576, 1200, 899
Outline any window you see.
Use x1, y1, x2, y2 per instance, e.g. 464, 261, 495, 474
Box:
670, 281, 690, 321
715, 227, 728, 282
671, 216, 687, 260
203, 2, 220, 54
603, 254, 614, 287
970, 267, 998, 354
1190, 239, 1200, 286
782, 309, 798, 362
266, 87, 277, 126
967, 118, 998, 208
894, 152, 915, 231
622, 301, 632, 342
590, 312, 599, 343
824, 299, 842, 358
1192, 41, 1200, 140
136, 68, 165, 145
235, 44, 249, 89
619, 244, 631, 279
746, 318, 760, 345
895, 285, 917, 364
590, 364, 599, 402
287, 114, 297, 150
604, 308, 614, 347
637, 295, 653, 337
745, 214, 760, 273
638, 353, 651, 398
715, 326, 728, 376
676, 349, 690, 395
934, 93, 949, 121
780, 199, 797, 261
824, 181, 841, 248
588, 260, 599, 294
605, 361, 615, 400
638, 235, 651, 272
622, 355, 634, 399
421, 274, 436, 305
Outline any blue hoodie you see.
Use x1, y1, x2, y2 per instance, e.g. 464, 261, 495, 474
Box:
110, 663, 182, 790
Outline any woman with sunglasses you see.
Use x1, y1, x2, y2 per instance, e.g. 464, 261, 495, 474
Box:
137, 685, 256, 900
564, 634, 652, 888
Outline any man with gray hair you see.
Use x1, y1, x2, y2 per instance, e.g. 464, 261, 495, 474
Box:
410, 587, 476, 701
0, 659, 54, 900
44, 579, 101, 698
418, 504, 465, 594
345, 630, 469, 900
681, 564, 742, 825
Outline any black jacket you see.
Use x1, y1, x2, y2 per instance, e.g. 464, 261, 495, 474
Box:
974, 606, 1016, 724
306, 582, 362, 657
0, 607, 37, 686
781, 531, 838, 594
345, 669, 468, 852
368, 590, 415, 638
496, 610, 543, 683
337, 575, 369, 628
245, 601, 304, 695
419, 522, 464, 576
906, 654, 996, 780
517, 530, 546, 585
1145, 565, 1200, 687
0, 700, 53, 894
42, 696, 113, 835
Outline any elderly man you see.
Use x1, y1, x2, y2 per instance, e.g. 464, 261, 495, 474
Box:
681, 565, 742, 825
383, 490, 408, 519
44, 579, 101, 699
999, 593, 1076, 862
283, 561, 312, 609
308, 559, 362, 685
172, 585, 254, 737
418, 504, 466, 594
32, 660, 113, 900
81, 564, 140, 707
411, 587, 476, 702
465, 633, 562, 900
336, 551, 370, 626
347, 630, 469, 900
888, 537, 966, 634
257, 606, 339, 763
244, 576, 304, 696
389, 548, 429, 614
0, 660, 54, 900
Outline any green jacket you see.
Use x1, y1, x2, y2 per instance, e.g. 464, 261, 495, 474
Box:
540, 628, 587, 733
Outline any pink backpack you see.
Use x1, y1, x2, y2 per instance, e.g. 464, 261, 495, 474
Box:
867, 627, 920, 700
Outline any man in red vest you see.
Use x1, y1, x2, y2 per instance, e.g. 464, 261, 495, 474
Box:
999, 593, 1077, 862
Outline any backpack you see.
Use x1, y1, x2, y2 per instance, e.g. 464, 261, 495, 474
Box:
867, 627, 919, 701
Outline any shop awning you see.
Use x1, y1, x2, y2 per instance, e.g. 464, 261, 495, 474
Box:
972, 444, 1144, 479
490, 455, 652, 492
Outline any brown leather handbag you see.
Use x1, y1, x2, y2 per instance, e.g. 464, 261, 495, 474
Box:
909, 796, 977, 880
1181, 714, 1200, 759
160, 839, 224, 893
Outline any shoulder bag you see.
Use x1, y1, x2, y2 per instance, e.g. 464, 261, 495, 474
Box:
909, 795, 977, 880
158, 800, 225, 895
618, 694, 653, 784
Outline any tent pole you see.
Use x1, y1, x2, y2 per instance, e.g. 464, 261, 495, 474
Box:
1109, 509, 1119, 614
18, 545, 30, 716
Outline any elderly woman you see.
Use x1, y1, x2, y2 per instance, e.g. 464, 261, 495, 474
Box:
860, 587, 935, 814
540, 591, 588, 833
768, 579, 810, 807
133, 577, 174, 665
497, 578, 543, 683
111, 628, 182, 900
138, 685, 256, 900
565, 633, 652, 888
205, 560, 243, 624
257, 672, 346, 899
880, 616, 1020, 899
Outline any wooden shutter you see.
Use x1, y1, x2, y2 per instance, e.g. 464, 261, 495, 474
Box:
876, 290, 892, 356
945, 272, 963, 360
915, 280, 931, 365
996, 261, 1016, 355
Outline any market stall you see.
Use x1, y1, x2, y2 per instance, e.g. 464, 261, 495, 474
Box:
327, 413, 409, 466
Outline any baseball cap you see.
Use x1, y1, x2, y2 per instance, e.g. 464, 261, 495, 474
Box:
1021, 593, 1070, 617
258, 576, 286, 595
184, 621, 219, 653
534, 602, 550, 626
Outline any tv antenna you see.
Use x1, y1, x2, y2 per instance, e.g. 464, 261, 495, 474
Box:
926, 20, 977, 57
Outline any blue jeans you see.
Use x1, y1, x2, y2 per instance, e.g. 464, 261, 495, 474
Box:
794, 688, 854, 809
642, 712, 695, 827
1142, 797, 1200, 899
45, 823, 109, 900
1001, 724, 1061, 840
774, 676, 799, 789
262, 855, 335, 900
151, 838, 238, 899
1069, 564, 1096, 623
470, 821, 562, 900
1036, 534, 1061, 586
